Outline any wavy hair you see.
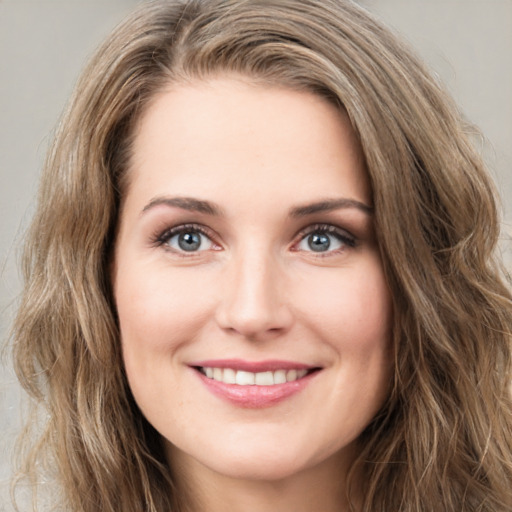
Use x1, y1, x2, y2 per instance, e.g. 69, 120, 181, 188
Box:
12, 0, 512, 510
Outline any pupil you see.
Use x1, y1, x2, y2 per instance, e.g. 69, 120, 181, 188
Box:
178, 232, 201, 251
308, 233, 330, 252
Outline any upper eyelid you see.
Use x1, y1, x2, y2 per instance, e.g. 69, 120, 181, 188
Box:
154, 223, 217, 247
294, 223, 355, 240
158, 223, 213, 238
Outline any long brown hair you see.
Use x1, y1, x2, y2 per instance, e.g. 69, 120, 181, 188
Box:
12, 1, 512, 510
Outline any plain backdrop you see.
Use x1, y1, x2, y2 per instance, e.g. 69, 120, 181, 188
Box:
1, 1, 511, 509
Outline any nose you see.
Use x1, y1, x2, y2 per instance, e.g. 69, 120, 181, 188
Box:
215, 250, 293, 340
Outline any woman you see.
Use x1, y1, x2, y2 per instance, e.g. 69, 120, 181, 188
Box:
12, 0, 512, 511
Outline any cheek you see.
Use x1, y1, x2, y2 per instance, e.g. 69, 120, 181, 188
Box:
114, 264, 217, 418
295, 259, 393, 351
116, 264, 215, 353
114, 264, 221, 415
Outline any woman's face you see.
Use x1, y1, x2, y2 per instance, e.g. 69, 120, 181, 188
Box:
112, 77, 393, 483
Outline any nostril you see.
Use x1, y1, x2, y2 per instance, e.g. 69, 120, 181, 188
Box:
216, 310, 293, 340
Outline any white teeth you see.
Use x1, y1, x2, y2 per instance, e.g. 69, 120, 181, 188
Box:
223, 368, 236, 384
255, 371, 274, 385
287, 369, 297, 381
274, 370, 287, 384
201, 367, 310, 385
236, 370, 255, 385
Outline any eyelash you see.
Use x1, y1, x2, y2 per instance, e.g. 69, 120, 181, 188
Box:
292, 224, 356, 255
152, 222, 356, 256
153, 223, 218, 256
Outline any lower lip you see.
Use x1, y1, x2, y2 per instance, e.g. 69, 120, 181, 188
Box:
195, 370, 318, 408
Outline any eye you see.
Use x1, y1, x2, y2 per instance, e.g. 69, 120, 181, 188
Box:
294, 225, 355, 254
156, 224, 218, 253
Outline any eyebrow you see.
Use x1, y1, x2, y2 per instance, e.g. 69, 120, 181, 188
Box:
142, 196, 223, 216
289, 198, 373, 217
141, 195, 373, 218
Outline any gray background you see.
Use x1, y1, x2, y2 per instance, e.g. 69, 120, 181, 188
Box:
1, 0, 511, 509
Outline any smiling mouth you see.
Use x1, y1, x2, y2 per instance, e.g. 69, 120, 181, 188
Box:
191, 361, 322, 407
195, 367, 320, 386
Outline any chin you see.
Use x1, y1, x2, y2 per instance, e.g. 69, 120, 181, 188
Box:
210, 453, 308, 482
167, 432, 352, 484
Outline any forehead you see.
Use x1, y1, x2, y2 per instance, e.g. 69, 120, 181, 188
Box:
126, 77, 370, 213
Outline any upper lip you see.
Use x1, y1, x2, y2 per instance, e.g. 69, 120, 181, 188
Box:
189, 359, 319, 373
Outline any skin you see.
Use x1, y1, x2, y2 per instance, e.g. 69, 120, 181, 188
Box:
112, 77, 393, 512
